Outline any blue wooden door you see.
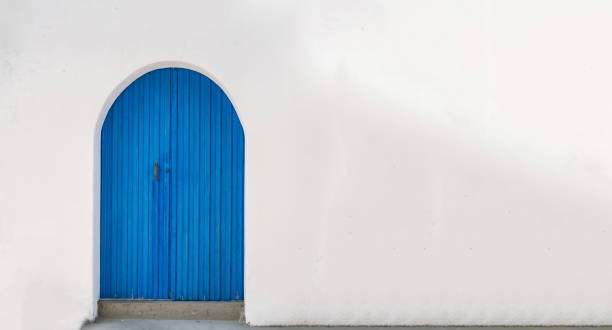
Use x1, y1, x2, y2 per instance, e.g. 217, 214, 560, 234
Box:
100, 68, 244, 300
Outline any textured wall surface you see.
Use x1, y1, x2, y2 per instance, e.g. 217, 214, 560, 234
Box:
2, 1, 612, 329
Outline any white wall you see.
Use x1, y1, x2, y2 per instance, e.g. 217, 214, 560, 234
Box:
3, 1, 612, 329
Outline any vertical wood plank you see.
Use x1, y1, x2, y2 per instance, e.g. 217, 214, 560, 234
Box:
169, 68, 178, 299
200, 76, 212, 300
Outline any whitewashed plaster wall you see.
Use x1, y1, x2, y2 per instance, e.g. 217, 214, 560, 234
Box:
2, 1, 612, 329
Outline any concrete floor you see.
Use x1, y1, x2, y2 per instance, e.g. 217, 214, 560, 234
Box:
82, 319, 612, 330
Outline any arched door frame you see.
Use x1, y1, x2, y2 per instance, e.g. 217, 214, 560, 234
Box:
92, 61, 247, 315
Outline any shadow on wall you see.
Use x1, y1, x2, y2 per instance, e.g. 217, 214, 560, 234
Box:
22, 277, 85, 330
252, 76, 612, 325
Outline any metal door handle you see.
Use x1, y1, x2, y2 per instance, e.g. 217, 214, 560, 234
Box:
154, 162, 158, 181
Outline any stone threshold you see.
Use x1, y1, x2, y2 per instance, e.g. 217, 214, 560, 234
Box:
98, 300, 244, 321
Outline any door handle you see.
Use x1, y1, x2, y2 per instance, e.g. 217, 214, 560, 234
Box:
154, 162, 158, 181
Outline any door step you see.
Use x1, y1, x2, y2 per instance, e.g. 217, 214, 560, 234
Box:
98, 300, 244, 321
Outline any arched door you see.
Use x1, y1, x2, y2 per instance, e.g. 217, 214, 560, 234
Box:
100, 68, 244, 300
